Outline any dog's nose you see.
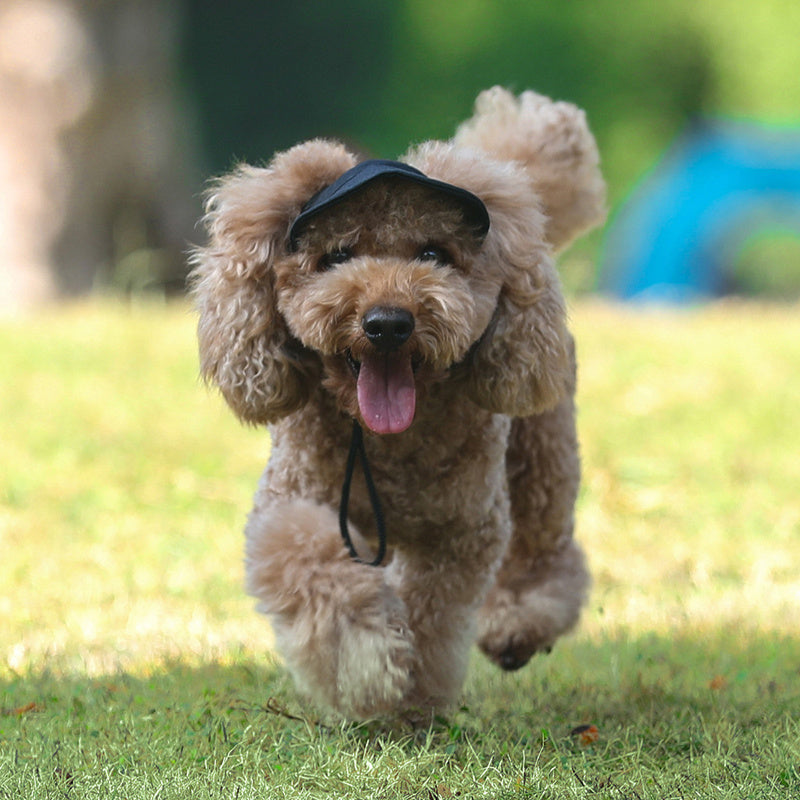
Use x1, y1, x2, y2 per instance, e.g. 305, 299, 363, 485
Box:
362, 306, 415, 352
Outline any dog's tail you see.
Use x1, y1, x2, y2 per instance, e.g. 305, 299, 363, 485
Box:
453, 87, 606, 253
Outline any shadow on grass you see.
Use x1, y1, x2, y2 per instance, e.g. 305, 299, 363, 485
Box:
1, 631, 798, 797
3, 628, 798, 732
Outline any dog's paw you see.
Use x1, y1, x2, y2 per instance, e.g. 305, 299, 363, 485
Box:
483, 637, 553, 673
477, 603, 558, 671
477, 579, 584, 671
478, 539, 590, 670
334, 604, 416, 718
275, 580, 416, 718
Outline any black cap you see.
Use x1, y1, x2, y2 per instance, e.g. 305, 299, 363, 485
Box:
289, 159, 490, 248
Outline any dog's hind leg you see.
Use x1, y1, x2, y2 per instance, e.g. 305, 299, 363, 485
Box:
477, 384, 589, 671
244, 498, 415, 718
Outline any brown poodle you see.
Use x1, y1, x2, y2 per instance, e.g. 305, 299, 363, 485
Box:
191, 87, 606, 719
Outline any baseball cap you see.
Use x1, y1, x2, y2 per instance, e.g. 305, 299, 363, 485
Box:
289, 159, 490, 248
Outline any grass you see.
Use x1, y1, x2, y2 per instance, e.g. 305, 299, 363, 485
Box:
1, 298, 799, 798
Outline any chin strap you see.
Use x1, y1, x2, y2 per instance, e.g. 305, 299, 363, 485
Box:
339, 419, 387, 566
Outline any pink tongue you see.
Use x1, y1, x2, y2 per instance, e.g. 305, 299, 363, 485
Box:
356, 352, 416, 434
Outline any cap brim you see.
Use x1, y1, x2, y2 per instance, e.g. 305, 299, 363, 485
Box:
289, 159, 490, 248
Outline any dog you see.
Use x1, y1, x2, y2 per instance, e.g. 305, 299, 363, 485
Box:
191, 87, 605, 718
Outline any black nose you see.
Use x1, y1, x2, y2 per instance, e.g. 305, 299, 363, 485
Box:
362, 306, 415, 352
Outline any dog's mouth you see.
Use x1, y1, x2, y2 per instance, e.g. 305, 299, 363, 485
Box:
345, 349, 361, 377
346, 349, 421, 435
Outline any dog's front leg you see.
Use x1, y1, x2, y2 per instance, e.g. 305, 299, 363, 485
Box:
383, 508, 511, 713
244, 498, 415, 718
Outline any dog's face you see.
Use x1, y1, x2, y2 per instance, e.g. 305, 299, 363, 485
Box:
193, 138, 578, 430
274, 180, 500, 434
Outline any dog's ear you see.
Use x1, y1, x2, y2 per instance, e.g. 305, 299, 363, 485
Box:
442, 87, 605, 415
190, 140, 357, 424
404, 141, 573, 417
454, 86, 606, 253
464, 197, 574, 417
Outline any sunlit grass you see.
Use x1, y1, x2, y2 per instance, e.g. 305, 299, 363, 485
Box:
573, 301, 800, 639
1, 298, 798, 798
0, 301, 272, 674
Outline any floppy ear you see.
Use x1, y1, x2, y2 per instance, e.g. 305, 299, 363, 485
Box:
190, 140, 357, 424
454, 86, 606, 252
442, 87, 605, 414
404, 140, 572, 417
464, 197, 573, 417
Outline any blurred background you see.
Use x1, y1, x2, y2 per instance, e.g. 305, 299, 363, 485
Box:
2, 0, 800, 313
2, 1, 799, 737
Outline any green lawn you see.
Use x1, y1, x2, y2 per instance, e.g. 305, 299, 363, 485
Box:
1, 299, 798, 799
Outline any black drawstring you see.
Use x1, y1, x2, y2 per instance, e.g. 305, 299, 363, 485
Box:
339, 420, 387, 566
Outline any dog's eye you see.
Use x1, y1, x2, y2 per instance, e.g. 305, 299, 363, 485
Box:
418, 245, 452, 266
318, 247, 353, 271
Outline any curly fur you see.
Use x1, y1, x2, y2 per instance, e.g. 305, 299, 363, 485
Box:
191, 87, 606, 719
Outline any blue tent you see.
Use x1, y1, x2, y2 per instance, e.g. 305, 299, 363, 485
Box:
599, 121, 800, 301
